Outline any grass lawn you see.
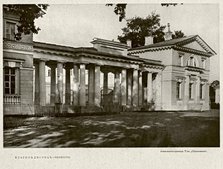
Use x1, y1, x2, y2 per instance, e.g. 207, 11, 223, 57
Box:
3, 110, 219, 147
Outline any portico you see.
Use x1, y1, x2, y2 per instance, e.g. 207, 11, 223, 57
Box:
32, 40, 163, 113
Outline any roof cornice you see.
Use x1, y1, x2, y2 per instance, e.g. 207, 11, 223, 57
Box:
128, 46, 172, 54
173, 46, 213, 57
128, 35, 216, 56
128, 44, 213, 57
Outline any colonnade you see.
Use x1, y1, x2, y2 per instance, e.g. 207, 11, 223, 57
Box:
34, 59, 161, 110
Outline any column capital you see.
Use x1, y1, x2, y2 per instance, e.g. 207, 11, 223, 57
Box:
46, 60, 57, 68
138, 70, 142, 76
112, 67, 122, 74
86, 63, 101, 69
73, 63, 80, 69
64, 62, 73, 70
78, 62, 89, 65
94, 64, 101, 67
34, 58, 48, 64
101, 67, 112, 74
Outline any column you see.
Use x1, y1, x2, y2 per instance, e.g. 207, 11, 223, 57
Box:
88, 65, 95, 106
94, 65, 101, 107
143, 86, 147, 106
121, 69, 127, 106
196, 76, 200, 104
73, 64, 79, 106
184, 75, 190, 109
132, 69, 139, 107
155, 73, 162, 110
57, 62, 63, 103
204, 81, 210, 110
65, 64, 72, 105
34, 62, 40, 104
39, 60, 46, 106
79, 64, 86, 106
147, 72, 153, 104
127, 69, 133, 106
142, 72, 147, 106
50, 64, 57, 104
103, 71, 108, 95
138, 71, 143, 107
113, 71, 120, 104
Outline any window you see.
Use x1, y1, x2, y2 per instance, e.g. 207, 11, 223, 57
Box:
192, 57, 196, 67
189, 82, 194, 99
5, 22, 16, 40
176, 81, 182, 99
179, 55, 183, 66
202, 59, 206, 69
187, 57, 191, 66
200, 84, 204, 99
187, 56, 198, 67
4, 67, 16, 94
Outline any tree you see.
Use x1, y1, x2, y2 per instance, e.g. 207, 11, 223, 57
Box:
106, 4, 127, 22
107, 3, 182, 22
172, 30, 185, 39
210, 80, 220, 89
117, 13, 186, 47
108, 4, 185, 47
3, 4, 48, 40
118, 12, 167, 48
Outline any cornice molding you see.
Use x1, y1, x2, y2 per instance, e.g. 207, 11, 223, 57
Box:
3, 40, 33, 52
128, 46, 172, 54
172, 46, 212, 57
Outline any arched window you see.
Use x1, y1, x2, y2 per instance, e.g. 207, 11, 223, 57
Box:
187, 56, 198, 67
202, 59, 206, 69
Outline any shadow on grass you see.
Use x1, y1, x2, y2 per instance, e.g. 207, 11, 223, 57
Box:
3, 112, 220, 147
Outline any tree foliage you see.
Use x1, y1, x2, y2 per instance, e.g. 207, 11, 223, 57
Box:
118, 13, 166, 47
172, 30, 185, 39
106, 4, 127, 22
3, 4, 48, 40
107, 3, 183, 22
210, 80, 220, 88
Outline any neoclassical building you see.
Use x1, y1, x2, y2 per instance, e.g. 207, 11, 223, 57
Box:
3, 8, 216, 115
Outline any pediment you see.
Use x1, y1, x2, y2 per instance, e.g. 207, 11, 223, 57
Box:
182, 41, 207, 52
178, 35, 216, 55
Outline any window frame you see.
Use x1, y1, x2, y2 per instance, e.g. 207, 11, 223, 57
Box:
179, 55, 184, 66
4, 67, 17, 95
176, 81, 182, 100
200, 83, 203, 99
5, 21, 17, 40
202, 59, 206, 69
187, 55, 198, 68
200, 82, 205, 100
189, 82, 194, 100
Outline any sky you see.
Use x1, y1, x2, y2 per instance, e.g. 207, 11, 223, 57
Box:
34, 4, 219, 82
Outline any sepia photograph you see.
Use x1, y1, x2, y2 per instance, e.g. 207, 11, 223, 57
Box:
2, 3, 220, 149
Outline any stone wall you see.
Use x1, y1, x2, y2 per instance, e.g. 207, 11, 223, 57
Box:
20, 68, 34, 105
